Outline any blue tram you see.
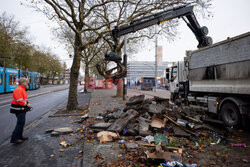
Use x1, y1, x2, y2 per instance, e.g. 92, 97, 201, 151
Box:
0, 67, 41, 93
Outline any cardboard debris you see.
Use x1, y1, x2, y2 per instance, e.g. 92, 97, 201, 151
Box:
146, 144, 182, 163
97, 131, 119, 143
150, 115, 167, 129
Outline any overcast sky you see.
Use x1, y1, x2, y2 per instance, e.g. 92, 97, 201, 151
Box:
1, 0, 250, 69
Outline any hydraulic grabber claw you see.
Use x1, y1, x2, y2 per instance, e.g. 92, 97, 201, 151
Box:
96, 51, 126, 80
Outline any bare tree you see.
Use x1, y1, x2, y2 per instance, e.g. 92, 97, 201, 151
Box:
27, 0, 211, 110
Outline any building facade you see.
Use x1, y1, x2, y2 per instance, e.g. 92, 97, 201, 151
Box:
127, 61, 173, 82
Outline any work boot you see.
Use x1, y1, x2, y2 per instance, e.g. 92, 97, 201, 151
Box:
21, 137, 29, 140
10, 139, 24, 144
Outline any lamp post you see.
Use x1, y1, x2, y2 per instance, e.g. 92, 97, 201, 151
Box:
123, 1, 128, 100
154, 26, 158, 92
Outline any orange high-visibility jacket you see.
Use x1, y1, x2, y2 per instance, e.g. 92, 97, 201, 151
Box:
10, 85, 28, 113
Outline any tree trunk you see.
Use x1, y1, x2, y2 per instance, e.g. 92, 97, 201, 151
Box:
84, 63, 89, 93
66, 34, 82, 111
116, 79, 123, 97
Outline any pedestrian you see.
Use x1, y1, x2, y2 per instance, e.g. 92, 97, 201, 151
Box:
10, 77, 32, 144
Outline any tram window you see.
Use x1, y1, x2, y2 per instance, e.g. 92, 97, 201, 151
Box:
9, 74, 13, 85
13, 75, 17, 85
0, 73, 2, 85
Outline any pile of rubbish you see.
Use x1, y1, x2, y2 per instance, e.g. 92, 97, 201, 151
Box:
84, 95, 231, 166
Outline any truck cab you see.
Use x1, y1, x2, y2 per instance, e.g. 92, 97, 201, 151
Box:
166, 61, 188, 104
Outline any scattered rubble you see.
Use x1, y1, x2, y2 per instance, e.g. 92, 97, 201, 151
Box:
73, 95, 235, 166
125, 143, 139, 151
50, 131, 60, 137
53, 127, 73, 134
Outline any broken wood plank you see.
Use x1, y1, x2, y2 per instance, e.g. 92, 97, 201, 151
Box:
182, 115, 201, 123
164, 115, 195, 135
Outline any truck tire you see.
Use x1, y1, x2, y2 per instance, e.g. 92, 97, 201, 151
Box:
221, 102, 240, 126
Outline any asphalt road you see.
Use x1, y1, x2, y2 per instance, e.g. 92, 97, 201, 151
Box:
0, 88, 70, 144
0, 85, 69, 105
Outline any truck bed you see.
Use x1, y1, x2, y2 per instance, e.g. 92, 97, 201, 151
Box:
188, 32, 250, 95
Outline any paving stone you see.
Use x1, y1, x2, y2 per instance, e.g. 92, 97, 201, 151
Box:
148, 103, 165, 114
127, 123, 139, 136
125, 143, 138, 151
91, 122, 112, 129
139, 120, 153, 136
50, 131, 60, 137
107, 110, 138, 133
173, 126, 191, 138
53, 127, 73, 134
126, 95, 145, 105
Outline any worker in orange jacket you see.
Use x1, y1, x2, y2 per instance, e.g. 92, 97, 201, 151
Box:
10, 77, 32, 144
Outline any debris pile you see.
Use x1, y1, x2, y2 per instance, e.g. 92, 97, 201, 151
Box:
82, 95, 233, 166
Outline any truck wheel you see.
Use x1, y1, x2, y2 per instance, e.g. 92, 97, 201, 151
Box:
221, 102, 240, 126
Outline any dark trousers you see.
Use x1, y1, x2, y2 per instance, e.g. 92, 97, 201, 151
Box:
11, 112, 26, 141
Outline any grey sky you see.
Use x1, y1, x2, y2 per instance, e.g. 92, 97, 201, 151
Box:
1, 0, 250, 68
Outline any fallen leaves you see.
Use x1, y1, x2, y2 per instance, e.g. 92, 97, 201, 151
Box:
95, 154, 104, 161
60, 137, 69, 148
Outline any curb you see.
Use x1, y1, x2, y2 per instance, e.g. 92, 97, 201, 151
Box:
0, 87, 69, 106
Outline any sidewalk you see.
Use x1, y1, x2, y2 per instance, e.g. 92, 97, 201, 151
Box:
82, 89, 126, 167
0, 92, 90, 167
128, 89, 170, 99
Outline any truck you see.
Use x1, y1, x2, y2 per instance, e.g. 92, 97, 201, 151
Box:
166, 32, 250, 127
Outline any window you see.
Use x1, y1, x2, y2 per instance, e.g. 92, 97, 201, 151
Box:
13, 75, 17, 85
9, 74, 13, 85
171, 66, 177, 82
0, 73, 2, 85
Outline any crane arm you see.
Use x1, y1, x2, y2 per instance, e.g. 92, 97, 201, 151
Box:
112, 5, 212, 49
96, 5, 212, 79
